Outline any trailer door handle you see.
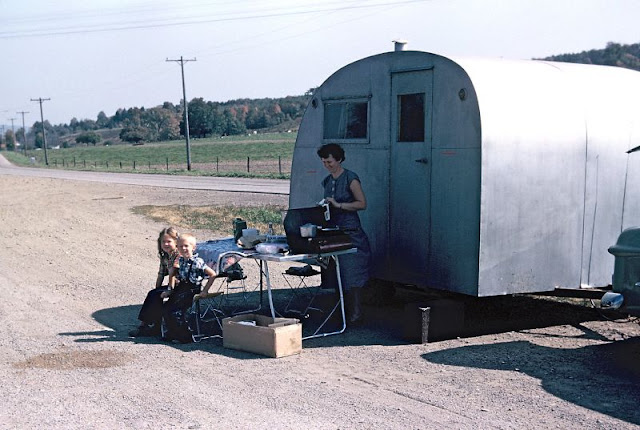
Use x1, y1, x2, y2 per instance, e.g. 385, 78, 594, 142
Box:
415, 158, 429, 164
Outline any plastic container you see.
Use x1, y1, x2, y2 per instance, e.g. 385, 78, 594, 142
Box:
233, 218, 247, 241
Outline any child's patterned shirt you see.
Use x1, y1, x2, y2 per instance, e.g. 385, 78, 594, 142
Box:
177, 255, 210, 285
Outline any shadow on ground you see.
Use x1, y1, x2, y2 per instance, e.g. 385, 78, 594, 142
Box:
423, 336, 640, 425
61, 289, 635, 353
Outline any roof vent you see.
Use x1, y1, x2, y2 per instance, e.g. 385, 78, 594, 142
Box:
393, 39, 407, 51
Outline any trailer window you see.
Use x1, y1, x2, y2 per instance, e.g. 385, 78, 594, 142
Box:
323, 101, 368, 141
398, 93, 425, 142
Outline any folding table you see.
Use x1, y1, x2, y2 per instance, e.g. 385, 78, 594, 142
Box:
198, 238, 355, 340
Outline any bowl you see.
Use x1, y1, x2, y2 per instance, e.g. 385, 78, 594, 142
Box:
256, 242, 289, 254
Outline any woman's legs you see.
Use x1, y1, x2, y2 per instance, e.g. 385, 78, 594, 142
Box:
347, 287, 363, 323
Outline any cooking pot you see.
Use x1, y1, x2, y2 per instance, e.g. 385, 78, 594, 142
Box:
300, 223, 317, 238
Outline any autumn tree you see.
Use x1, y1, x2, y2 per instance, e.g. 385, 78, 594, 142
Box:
119, 126, 147, 144
4, 130, 16, 150
96, 111, 109, 128
141, 107, 180, 141
75, 131, 102, 145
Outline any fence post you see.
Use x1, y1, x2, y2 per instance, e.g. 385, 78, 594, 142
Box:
133, 160, 136, 170
216, 156, 219, 172
94, 161, 97, 168
278, 156, 282, 175
166, 157, 169, 171
106, 161, 109, 168
120, 161, 122, 169
83, 159, 86, 167
148, 161, 151, 169
73, 156, 76, 167
247, 156, 250, 173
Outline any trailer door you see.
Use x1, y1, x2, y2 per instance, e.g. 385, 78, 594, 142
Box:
389, 69, 433, 282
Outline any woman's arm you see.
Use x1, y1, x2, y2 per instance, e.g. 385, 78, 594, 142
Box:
337, 179, 367, 211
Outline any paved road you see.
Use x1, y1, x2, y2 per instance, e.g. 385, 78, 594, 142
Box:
0, 154, 290, 195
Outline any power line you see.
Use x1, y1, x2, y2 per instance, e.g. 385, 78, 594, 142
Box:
0, 0, 429, 39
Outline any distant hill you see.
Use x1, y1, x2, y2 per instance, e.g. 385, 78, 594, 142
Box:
539, 42, 640, 72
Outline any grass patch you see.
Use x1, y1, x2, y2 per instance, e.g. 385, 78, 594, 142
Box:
28, 132, 295, 164
2, 151, 32, 166
132, 204, 286, 237
4, 132, 296, 178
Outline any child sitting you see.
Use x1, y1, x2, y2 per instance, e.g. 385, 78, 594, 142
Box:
129, 227, 180, 337
161, 233, 218, 343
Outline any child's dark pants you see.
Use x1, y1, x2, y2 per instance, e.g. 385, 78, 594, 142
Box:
137, 287, 166, 328
162, 281, 199, 343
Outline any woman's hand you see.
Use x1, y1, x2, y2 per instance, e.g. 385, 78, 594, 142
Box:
326, 197, 340, 208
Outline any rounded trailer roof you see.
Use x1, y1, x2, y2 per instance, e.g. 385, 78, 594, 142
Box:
446, 55, 640, 150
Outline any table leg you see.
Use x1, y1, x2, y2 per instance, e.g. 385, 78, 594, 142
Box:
302, 254, 347, 340
334, 255, 347, 334
262, 260, 276, 319
259, 260, 264, 305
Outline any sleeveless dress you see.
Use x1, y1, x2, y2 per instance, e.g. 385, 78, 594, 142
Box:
321, 169, 371, 290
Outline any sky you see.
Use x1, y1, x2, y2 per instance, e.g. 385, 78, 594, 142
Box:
1, 0, 639, 127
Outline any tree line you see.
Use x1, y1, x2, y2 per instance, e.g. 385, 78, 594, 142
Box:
539, 42, 640, 71
3, 90, 314, 150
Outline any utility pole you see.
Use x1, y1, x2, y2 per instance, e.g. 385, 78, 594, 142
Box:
8, 117, 16, 151
31, 97, 50, 165
166, 56, 196, 171
17, 111, 29, 155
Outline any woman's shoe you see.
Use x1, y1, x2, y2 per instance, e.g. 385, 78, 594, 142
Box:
349, 312, 363, 325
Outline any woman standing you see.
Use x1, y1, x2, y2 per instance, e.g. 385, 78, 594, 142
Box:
317, 143, 371, 323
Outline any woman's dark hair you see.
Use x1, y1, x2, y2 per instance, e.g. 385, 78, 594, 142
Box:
317, 143, 345, 162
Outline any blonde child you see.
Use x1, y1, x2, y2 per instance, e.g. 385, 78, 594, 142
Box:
129, 227, 180, 337
161, 233, 218, 343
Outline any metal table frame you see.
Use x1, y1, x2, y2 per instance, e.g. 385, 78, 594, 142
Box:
215, 246, 356, 340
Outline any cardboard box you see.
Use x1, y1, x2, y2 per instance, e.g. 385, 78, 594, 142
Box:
222, 314, 302, 358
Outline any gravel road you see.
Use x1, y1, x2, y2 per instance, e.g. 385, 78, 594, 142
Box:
0, 172, 639, 429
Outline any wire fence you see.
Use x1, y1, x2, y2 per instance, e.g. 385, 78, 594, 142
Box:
46, 156, 292, 175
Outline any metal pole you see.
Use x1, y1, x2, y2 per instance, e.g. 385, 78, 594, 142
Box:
166, 56, 196, 171
17, 111, 29, 155
30, 97, 50, 165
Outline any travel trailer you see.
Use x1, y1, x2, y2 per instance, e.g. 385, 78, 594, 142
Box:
289, 49, 640, 300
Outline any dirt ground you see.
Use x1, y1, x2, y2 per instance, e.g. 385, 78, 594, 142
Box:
1, 174, 639, 430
